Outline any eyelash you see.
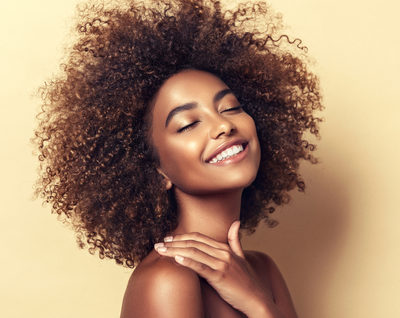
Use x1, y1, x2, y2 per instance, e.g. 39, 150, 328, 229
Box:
177, 105, 244, 133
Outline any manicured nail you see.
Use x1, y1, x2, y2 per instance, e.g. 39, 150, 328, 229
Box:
154, 242, 164, 249
175, 255, 184, 263
156, 246, 167, 252
164, 236, 173, 242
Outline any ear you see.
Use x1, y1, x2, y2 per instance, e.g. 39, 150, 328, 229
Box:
156, 168, 173, 190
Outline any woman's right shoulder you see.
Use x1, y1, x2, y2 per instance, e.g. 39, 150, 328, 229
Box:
120, 250, 205, 318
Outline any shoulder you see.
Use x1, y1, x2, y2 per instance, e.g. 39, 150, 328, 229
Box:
244, 250, 273, 268
244, 250, 285, 281
244, 250, 276, 289
244, 250, 298, 318
120, 250, 204, 318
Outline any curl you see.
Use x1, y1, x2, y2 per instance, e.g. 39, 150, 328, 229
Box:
33, 0, 323, 268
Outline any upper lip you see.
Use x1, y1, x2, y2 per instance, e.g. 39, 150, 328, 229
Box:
205, 138, 248, 162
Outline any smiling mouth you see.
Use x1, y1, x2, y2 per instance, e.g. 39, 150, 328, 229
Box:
207, 143, 248, 164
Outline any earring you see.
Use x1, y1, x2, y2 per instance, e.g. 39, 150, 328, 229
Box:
156, 168, 172, 190
165, 180, 172, 190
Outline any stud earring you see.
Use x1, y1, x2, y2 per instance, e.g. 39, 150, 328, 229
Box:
156, 168, 172, 190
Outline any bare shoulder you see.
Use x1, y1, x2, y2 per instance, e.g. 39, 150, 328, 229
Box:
244, 250, 298, 318
243, 250, 275, 293
244, 250, 274, 271
244, 250, 287, 283
120, 250, 204, 318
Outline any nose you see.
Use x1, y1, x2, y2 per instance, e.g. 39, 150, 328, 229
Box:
209, 115, 236, 139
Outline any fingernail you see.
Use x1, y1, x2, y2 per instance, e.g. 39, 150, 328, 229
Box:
156, 246, 167, 252
175, 255, 184, 263
154, 242, 164, 249
164, 236, 173, 242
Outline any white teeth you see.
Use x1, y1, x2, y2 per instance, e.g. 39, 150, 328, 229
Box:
208, 144, 244, 163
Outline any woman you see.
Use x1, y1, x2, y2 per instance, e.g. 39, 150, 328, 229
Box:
33, 0, 323, 317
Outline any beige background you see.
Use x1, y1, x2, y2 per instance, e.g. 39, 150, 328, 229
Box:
1, 0, 399, 317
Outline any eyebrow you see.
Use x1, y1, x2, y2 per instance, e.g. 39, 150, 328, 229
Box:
164, 88, 234, 127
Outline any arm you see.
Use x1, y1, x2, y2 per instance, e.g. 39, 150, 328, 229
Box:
120, 258, 205, 318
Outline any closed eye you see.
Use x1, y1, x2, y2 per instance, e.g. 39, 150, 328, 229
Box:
176, 105, 243, 133
177, 121, 200, 133
221, 105, 244, 113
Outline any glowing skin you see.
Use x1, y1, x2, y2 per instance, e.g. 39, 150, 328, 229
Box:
150, 69, 261, 242
122, 70, 297, 318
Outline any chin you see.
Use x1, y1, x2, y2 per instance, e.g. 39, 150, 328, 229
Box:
211, 170, 258, 192
172, 162, 260, 195
231, 173, 258, 188
174, 174, 256, 195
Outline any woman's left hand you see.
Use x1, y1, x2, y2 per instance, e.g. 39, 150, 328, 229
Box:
154, 221, 279, 317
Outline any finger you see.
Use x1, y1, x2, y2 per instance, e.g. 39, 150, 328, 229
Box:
173, 255, 220, 282
155, 245, 227, 271
228, 221, 245, 258
164, 232, 229, 250
155, 240, 231, 260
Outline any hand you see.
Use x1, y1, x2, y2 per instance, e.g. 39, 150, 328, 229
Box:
154, 221, 278, 317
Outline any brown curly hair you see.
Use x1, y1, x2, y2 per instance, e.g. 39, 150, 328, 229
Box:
33, 0, 323, 268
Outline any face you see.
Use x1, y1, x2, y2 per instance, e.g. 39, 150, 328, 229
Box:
150, 69, 261, 195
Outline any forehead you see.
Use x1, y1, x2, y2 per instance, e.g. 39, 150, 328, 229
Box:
151, 69, 229, 120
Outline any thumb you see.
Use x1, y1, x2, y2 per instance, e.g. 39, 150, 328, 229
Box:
228, 220, 245, 258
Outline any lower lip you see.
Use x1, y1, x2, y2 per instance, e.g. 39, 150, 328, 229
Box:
207, 144, 249, 166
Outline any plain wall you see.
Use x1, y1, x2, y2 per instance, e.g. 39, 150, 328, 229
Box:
1, 0, 399, 317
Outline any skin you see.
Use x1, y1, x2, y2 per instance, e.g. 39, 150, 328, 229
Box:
151, 69, 261, 242
120, 69, 297, 318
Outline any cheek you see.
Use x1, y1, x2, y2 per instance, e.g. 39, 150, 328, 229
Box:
239, 115, 261, 165
239, 114, 259, 143
158, 137, 204, 180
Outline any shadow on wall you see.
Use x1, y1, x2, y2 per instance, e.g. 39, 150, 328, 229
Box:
242, 151, 351, 317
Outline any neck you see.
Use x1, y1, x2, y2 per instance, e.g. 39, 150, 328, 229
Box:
171, 188, 243, 243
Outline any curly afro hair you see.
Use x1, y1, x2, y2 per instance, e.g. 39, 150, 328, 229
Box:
33, 0, 323, 268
